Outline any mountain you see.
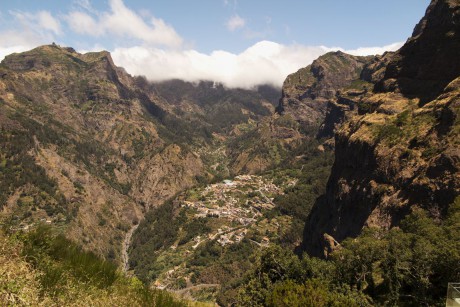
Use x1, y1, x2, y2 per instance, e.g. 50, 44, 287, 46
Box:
0, 44, 205, 260
1, 0, 458, 305
0, 44, 279, 263
231, 2, 459, 306
137, 78, 278, 137
302, 0, 460, 257
277, 51, 374, 135
375, 0, 460, 104
217, 51, 374, 176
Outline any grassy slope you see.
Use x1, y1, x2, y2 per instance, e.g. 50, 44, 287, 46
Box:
0, 226, 208, 306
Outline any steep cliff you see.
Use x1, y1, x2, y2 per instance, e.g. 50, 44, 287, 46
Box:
303, 0, 460, 257
0, 45, 205, 261
277, 51, 373, 132
375, 0, 460, 104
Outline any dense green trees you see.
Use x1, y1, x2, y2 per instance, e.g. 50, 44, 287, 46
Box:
0, 226, 188, 306
268, 141, 333, 246
236, 197, 460, 306
0, 121, 64, 213
129, 200, 183, 282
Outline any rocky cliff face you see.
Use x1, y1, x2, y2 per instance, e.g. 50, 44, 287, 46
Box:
0, 44, 286, 262
375, 0, 460, 105
277, 51, 373, 131
0, 45, 205, 261
303, 0, 460, 257
229, 45, 388, 192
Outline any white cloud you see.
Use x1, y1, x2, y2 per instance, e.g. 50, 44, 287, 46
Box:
111, 40, 403, 89
0, 44, 33, 61
0, 28, 49, 60
226, 14, 245, 31
65, 0, 182, 48
223, 0, 238, 8
72, 0, 97, 14
111, 41, 328, 88
66, 11, 101, 35
0, 11, 60, 61
344, 42, 404, 56
36, 11, 62, 35
0, 36, 44, 61
9, 10, 61, 35
0, 2, 402, 89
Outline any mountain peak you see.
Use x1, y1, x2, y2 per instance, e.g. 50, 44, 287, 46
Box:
303, 0, 460, 257
0, 44, 117, 73
375, 0, 460, 104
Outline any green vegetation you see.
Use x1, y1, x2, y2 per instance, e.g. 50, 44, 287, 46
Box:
273, 115, 299, 129
266, 141, 333, 246
236, 245, 370, 306
236, 197, 460, 306
0, 116, 66, 221
372, 106, 437, 147
22, 226, 119, 291
129, 200, 184, 282
345, 79, 373, 92
139, 79, 274, 147
0, 226, 192, 306
129, 138, 334, 304
179, 218, 211, 245
357, 100, 379, 114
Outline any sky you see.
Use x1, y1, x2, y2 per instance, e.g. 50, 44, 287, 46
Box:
0, 0, 431, 88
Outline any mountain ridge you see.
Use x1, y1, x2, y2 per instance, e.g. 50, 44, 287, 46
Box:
0, 43, 290, 264
0, 1, 458, 304
302, 0, 460, 257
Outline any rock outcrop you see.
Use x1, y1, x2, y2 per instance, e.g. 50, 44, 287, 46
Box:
0, 45, 205, 261
375, 0, 460, 104
303, 0, 460, 257
277, 51, 373, 131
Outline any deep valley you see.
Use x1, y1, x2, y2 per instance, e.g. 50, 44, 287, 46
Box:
0, 0, 459, 306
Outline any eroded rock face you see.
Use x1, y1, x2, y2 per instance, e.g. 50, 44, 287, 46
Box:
375, 0, 460, 104
0, 45, 204, 261
303, 0, 460, 257
277, 51, 373, 131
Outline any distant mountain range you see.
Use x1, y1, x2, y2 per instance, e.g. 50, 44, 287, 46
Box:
0, 0, 458, 305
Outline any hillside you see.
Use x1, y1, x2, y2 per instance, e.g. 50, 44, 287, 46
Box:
0, 0, 458, 305
303, 0, 460, 257
0, 226, 198, 306
0, 44, 281, 264
128, 145, 333, 304
0, 44, 205, 261
277, 51, 374, 133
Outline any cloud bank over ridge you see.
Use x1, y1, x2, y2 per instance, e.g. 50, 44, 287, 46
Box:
111, 41, 403, 89
0, 0, 404, 89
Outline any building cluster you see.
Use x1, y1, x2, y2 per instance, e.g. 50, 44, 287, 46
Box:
181, 175, 280, 225
216, 228, 248, 246
179, 175, 284, 247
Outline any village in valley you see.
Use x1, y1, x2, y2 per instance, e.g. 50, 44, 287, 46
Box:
178, 175, 291, 247
150, 174, 297, 295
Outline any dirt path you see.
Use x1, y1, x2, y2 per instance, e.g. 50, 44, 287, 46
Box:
121, 223, 139, 272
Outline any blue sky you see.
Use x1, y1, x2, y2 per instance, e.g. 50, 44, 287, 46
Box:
0, 0, 431, 87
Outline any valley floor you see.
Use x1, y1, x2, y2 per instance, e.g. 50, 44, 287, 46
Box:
129, 173, 298, 302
